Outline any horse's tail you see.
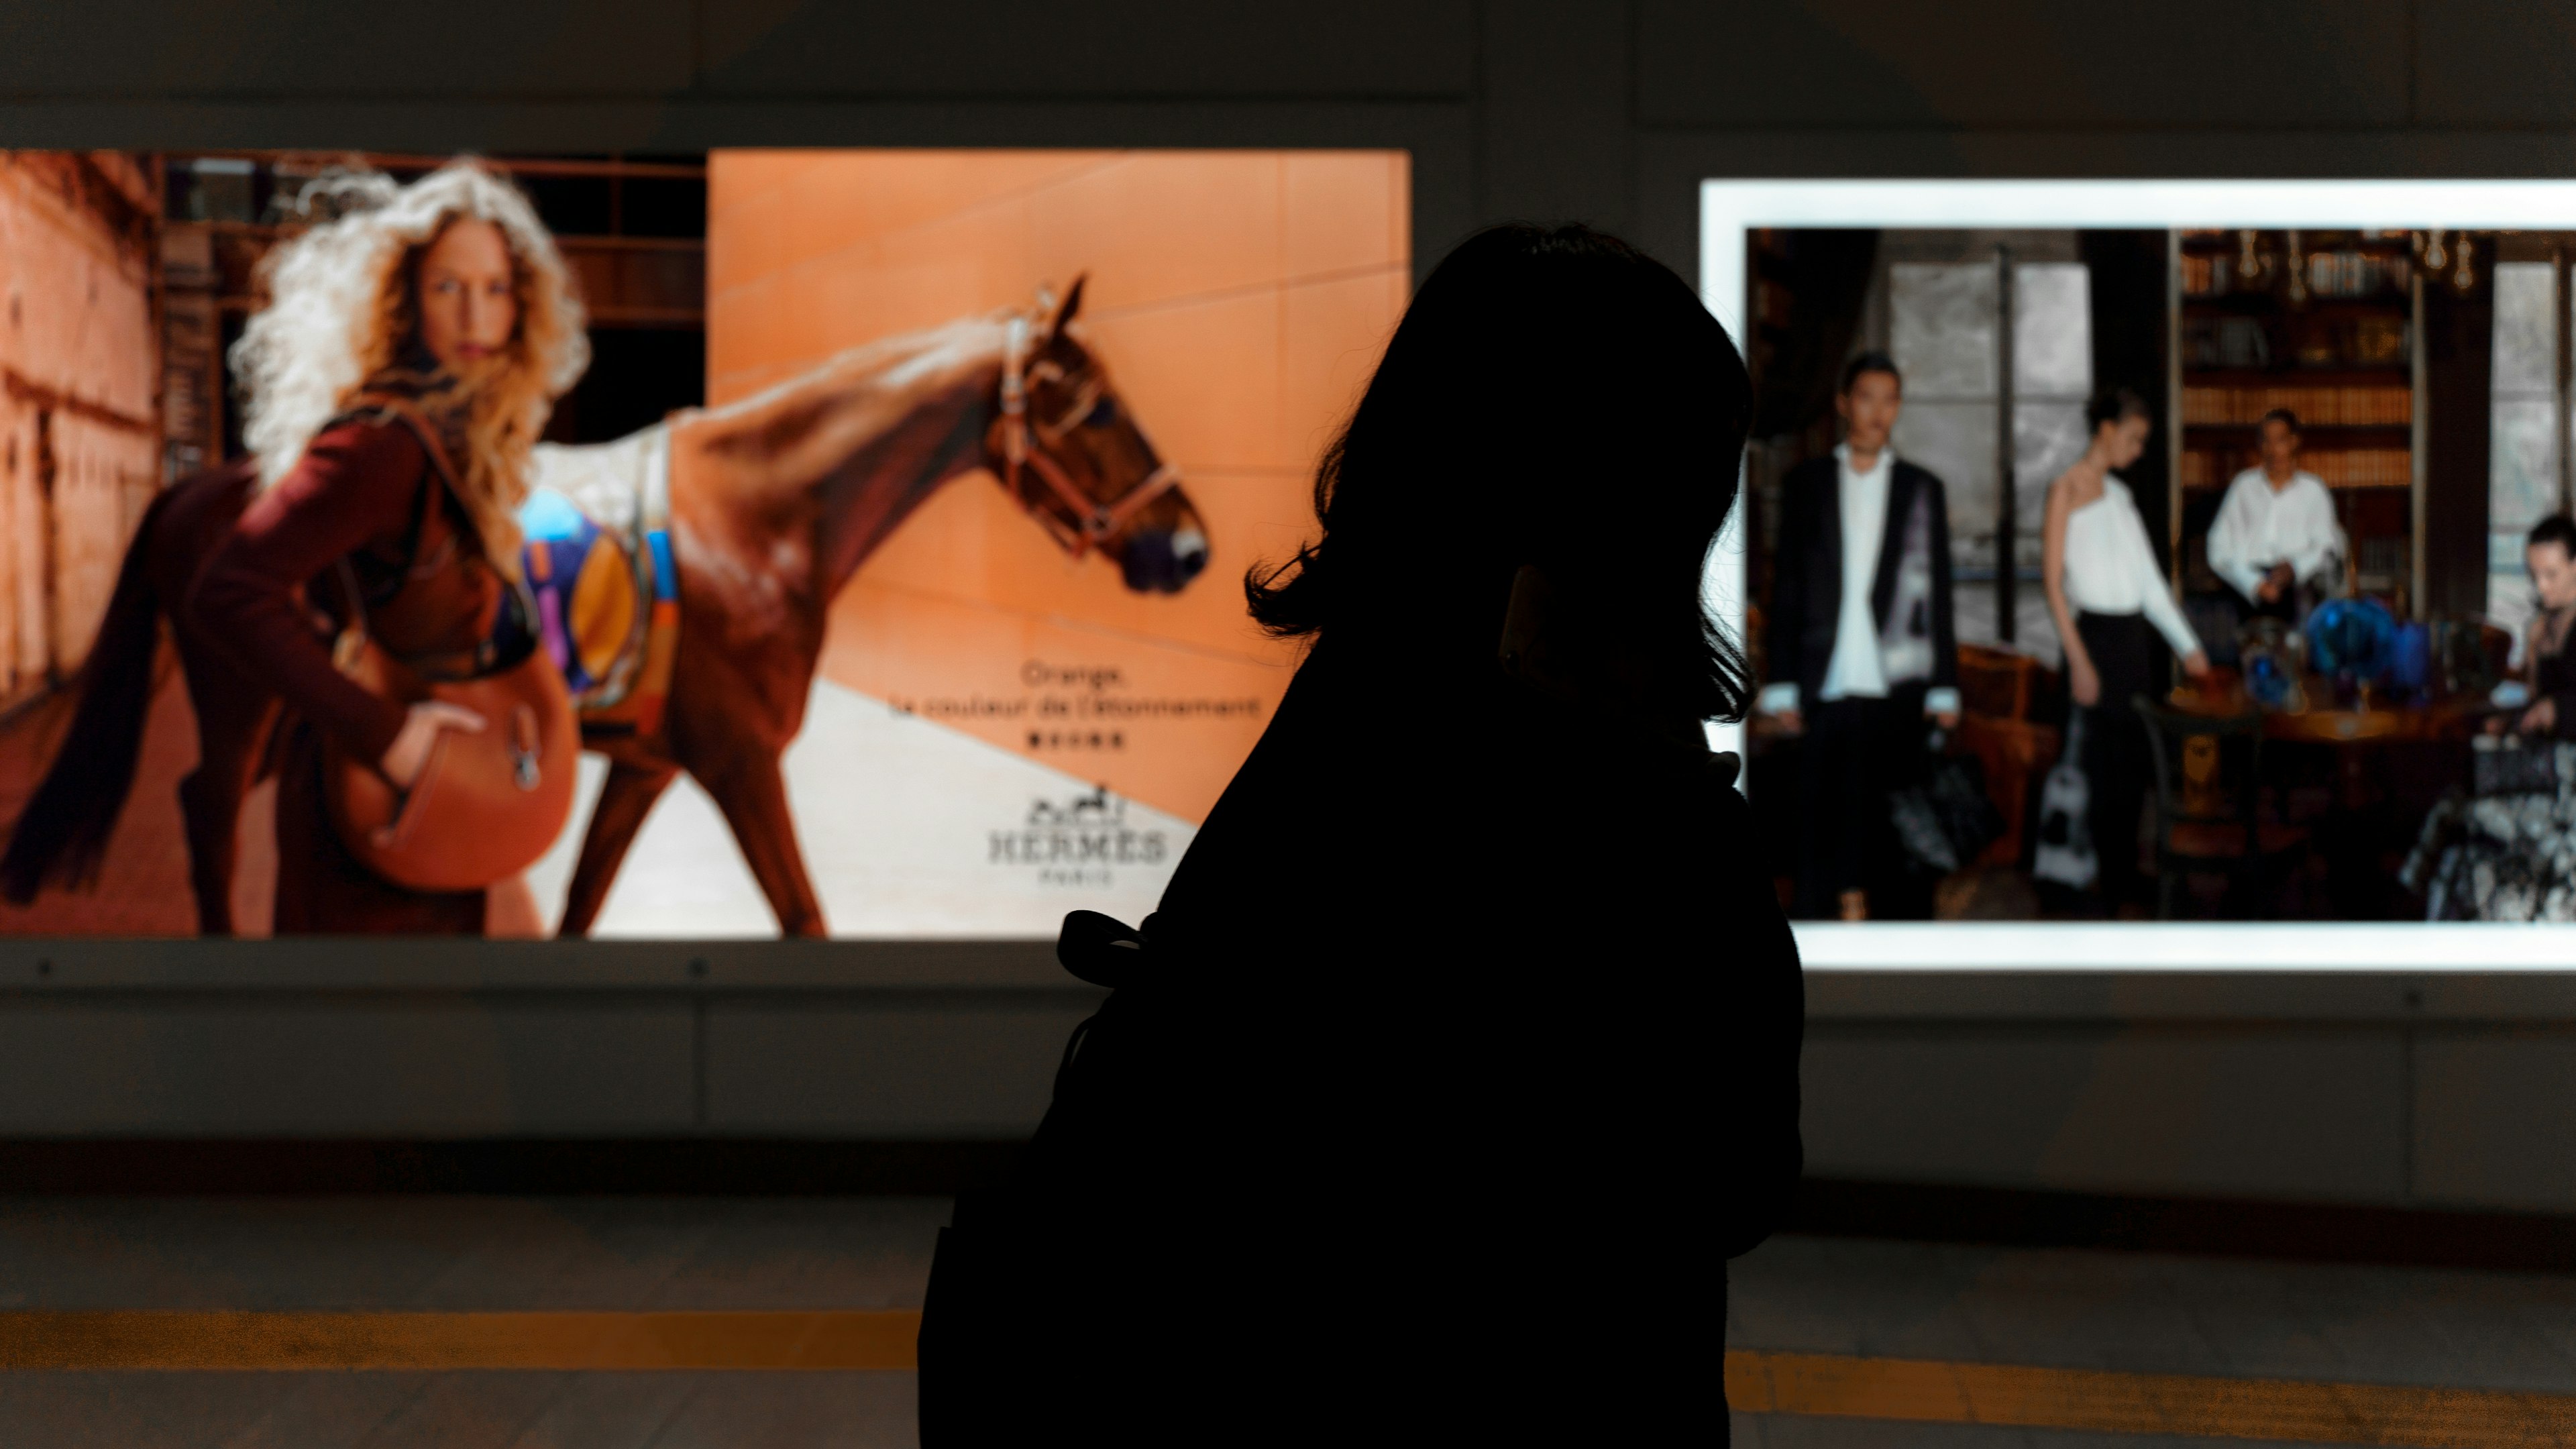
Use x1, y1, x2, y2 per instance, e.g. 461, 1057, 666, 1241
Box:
1, 488, 174, 904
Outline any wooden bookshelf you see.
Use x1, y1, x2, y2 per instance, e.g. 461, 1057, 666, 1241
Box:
2169, 228, 2424, 606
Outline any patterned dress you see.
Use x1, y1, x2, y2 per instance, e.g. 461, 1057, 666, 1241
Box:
2405, 609, 2576, 921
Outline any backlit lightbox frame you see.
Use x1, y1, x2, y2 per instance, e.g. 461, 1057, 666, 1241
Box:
1701, 178, 2576, 971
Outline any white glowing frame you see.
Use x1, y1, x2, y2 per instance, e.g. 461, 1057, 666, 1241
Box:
1701, 178, 2576, 971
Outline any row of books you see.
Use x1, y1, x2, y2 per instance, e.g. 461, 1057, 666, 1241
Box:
2180, 315, 2409, 371
2180, 385, 2412, 427
2180, 250, 2411, 299
2304, 250, 2412, 298
2180, 448, 2411, 490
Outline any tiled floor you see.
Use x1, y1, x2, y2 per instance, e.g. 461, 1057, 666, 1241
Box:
1731, 1233, 2576, 1391
1, 1199, 2571, 1445
1737, 1426, 2354, 1449
0, 1370, 917, 1449
0, 1197, 946, 1448
0, 1197, 948, 1313
1729, 1232, 2576, 1446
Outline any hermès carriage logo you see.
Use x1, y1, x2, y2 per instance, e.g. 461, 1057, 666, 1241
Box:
990, 785, 1169, 888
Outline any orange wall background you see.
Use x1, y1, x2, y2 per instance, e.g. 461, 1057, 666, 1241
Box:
705, 150, 1410, 823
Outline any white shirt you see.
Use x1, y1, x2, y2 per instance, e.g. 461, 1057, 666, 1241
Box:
1757, 444, 1960, 718
2205, 467, 2344, 604
1819, 444, 1892, 702
2062, 477, 2202, 657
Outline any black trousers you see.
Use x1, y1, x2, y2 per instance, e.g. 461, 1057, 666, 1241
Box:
1793, 687, 1931, 919
2078, 610, 2155, 912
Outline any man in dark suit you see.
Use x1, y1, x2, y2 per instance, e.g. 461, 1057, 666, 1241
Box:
1761, 352, 1960, 920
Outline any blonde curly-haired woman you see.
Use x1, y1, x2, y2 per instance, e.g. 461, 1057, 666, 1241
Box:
193, 161, 587, 933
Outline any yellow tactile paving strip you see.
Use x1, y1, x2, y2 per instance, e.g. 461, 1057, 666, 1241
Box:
1, 1317, 2568, 1446
1728, 1349, 2576, 1448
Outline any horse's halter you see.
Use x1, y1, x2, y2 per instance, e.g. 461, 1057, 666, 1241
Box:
996, 312, 1184, 558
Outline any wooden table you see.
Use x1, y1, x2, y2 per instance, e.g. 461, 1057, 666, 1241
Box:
2162, 675, 2482, 916
2163, 678, 2484, 745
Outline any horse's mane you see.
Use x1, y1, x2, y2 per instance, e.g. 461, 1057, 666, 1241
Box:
700, 311, 1016, 427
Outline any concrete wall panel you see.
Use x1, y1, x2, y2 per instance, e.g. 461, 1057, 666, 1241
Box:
1636, 1, 2410, 131
2414, 1, 2576, 127
2412, 1031, 2576, 1212
0, 0, 693, 98
0, 1000, 698, 1136
1804, 1027, 2410, 1203
698, 1, 1473, 101
705, 1000, 1092, 1138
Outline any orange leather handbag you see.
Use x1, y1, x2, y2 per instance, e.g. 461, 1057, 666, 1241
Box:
325, 611, 577, 894
321, 405, 578, 894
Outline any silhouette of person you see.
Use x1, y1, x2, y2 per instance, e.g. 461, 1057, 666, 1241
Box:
918, 225, 1805, 1446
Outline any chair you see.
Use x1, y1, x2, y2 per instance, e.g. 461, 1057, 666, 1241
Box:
1953, 644, 2059, 867
2133, 696, 2310, 919
1956, 642, 2043, 720
2480, 623, 2516, 684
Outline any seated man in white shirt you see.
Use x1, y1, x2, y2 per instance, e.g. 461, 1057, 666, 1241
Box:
2205, 409, 2345, 625
1758, 353, 1960, 922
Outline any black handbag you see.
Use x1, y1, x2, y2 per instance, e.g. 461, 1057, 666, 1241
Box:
1890, 729, 2004, 877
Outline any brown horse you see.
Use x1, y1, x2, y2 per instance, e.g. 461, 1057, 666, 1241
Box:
2, 280, 1206, 936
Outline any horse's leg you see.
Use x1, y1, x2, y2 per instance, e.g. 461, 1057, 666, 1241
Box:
172, 640, 272, 938
691, 748, 825, 938
556, 757, 679, 938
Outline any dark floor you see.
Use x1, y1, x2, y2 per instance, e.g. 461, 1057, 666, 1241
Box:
0, 1197, 2569, 1445
0, 1197, 944, 1448
1728, 1232, 2576, 1447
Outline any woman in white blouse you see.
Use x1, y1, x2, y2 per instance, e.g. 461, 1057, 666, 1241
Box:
2043, 387, 2210, 912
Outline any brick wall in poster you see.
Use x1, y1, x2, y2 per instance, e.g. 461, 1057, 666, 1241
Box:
0, 155, 158, 705
704, 150, 1410, 824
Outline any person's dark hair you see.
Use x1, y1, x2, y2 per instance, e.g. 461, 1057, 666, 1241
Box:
1245, 223, 1753, 722
1839, 350, 1901, 395
2085, 386, 2152, 433
2530, 514, 2576, 558
2259, 407, 2301, 433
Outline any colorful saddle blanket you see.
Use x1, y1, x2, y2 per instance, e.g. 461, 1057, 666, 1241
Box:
511, 425, 680, 736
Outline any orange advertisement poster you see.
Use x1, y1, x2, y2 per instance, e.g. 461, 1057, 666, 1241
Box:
559, 149, 1411, 935
0, 148, 1407, 941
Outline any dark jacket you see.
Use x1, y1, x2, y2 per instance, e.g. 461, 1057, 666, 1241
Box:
918, 633, 1805, 1444
2539, 626, 2576, 741
1765, 452, 1958, 702
191, 409, 500, 766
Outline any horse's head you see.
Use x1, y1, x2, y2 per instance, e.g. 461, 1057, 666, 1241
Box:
989, 278, 1209, 594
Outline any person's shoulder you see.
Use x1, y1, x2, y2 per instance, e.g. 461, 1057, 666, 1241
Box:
2294, 471, 2334, 500
286, 416, 437, 519
309, 412, 433, 470
1574, 735, 1750, 869
1895, 458, 1945, 492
